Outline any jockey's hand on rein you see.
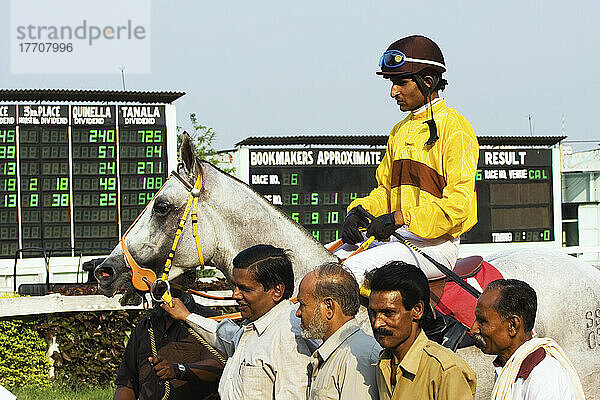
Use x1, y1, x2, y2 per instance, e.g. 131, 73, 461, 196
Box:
366, 212, 399, 241
342, 206, 369, 244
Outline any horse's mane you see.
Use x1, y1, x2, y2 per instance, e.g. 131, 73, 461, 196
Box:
193, 160, 324, 246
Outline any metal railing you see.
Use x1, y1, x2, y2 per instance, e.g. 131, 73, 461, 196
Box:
13, 247, 49, 293
12, 246, 114, 294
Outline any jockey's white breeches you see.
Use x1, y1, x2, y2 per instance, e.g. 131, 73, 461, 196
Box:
333, 227, 460, 284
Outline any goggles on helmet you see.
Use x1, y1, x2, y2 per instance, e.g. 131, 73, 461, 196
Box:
379, 50, 446, 70
379, 50, 408, 69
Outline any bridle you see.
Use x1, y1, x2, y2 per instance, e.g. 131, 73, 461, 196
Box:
120, 168, 229, 398
120, 169, 206, 305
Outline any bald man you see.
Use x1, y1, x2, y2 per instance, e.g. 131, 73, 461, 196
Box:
296, 263, 380, 400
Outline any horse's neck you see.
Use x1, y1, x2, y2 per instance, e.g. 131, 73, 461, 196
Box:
206, 170, 336, 279
204, 171, 336, 279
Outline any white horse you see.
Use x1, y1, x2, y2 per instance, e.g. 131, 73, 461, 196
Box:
96, 135, 600, 399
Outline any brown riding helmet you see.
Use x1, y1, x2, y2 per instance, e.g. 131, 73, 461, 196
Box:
377, 35, 446, 78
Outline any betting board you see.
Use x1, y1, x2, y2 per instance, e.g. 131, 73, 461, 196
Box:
0, 103, 175, 258
248, 148, 385, 243
463, 148, 554, 244
246, 147, 557, 245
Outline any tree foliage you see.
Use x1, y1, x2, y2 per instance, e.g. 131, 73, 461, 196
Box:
0, 317, 50, 388
177, 113, 234, 173
36, 310, 144, 389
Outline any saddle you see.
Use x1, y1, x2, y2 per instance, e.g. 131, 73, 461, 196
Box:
423, 255, 482, 351
428, 255, 483, 307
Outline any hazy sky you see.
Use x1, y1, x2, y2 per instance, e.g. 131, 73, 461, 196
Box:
2, 0, 598, 152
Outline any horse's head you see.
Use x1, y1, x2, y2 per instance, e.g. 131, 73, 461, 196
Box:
95, 133, 219, 305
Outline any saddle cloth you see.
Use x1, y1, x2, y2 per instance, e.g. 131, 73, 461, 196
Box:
435, 260, 504, 328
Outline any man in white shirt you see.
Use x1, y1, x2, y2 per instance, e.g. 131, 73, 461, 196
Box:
471, 279, 585, 400
162, 244, 317, 400
296, 262, 381, 400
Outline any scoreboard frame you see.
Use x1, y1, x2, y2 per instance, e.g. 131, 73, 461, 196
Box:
0, 102, 178, 259
237, 143, 562, 251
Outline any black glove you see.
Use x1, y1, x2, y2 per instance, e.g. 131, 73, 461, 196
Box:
341, 206, 369, 244
366, 212, 398, 241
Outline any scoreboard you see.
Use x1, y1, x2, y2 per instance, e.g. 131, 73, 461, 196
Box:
0, 103, 173, 259
463, 148, 554, 244
247, 147, 557, 245
249, 148, 384, 243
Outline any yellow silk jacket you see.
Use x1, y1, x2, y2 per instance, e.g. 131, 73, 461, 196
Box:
349, 99, 478, 239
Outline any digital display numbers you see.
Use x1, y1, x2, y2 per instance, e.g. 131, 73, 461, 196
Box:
0, 104, 18, 257
0, 104, 169, 258
249, 149, 384, 244
464, 148, 554, 244
71, 105, 119, 252
248, 147, 555, 245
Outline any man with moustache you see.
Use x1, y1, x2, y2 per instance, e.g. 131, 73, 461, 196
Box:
338, 35, 479, 285
368, 261, 476, 400
296, 262, 381, 400
471, 279, 584, 399
162, 244, 317, 400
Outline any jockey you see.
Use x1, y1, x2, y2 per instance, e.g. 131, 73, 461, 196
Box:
338, 35, 479, 284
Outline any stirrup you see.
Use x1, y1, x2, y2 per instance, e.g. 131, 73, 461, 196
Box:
423, 310, 469, 352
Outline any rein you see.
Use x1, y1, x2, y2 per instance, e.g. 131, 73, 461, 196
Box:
354, 208, 482, 299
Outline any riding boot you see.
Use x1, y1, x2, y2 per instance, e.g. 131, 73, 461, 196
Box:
423, 310, 469, 352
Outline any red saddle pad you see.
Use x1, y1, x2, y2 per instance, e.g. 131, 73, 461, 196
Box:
435, 260, 504, 328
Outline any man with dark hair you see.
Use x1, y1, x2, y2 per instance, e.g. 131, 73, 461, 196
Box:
368, 261, 476, 400
296, 262, 381, 399
114, 271, 223, 400
338, 35, 479, 284
162, 244, 316, 400
471, 279, 584, 399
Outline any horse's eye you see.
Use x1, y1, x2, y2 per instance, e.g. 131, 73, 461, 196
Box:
153, 200, 171, 216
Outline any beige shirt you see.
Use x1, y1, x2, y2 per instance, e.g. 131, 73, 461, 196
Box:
186, 300, 317, 400
376, 330, 476, 400
307, 319, 381, 400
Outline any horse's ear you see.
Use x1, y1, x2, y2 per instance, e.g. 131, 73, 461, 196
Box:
181, 131, 196, 173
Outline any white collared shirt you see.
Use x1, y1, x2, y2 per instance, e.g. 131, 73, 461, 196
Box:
493, 348, 576, 400
307, 319, 381, 400
186, 300, 317, 400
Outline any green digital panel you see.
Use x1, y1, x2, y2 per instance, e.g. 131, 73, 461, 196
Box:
249, 147, 555, 245
464, 149, 554, 243
119, 124, 168, 234
72, 115, 119, 251
0, 103, 170, 258
19, 121, 71, 254
249, 149, 384, 244
0, 110, 18, 256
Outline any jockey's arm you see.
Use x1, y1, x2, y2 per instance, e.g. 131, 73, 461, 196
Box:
401, 128, 478, 239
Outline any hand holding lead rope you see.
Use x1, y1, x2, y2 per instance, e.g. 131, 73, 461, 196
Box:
150, 279, 173, 306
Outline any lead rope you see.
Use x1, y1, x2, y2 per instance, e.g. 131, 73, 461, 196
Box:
187, 327, 227, 365
146, 324, 226, 400
148, 324, 171, 400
